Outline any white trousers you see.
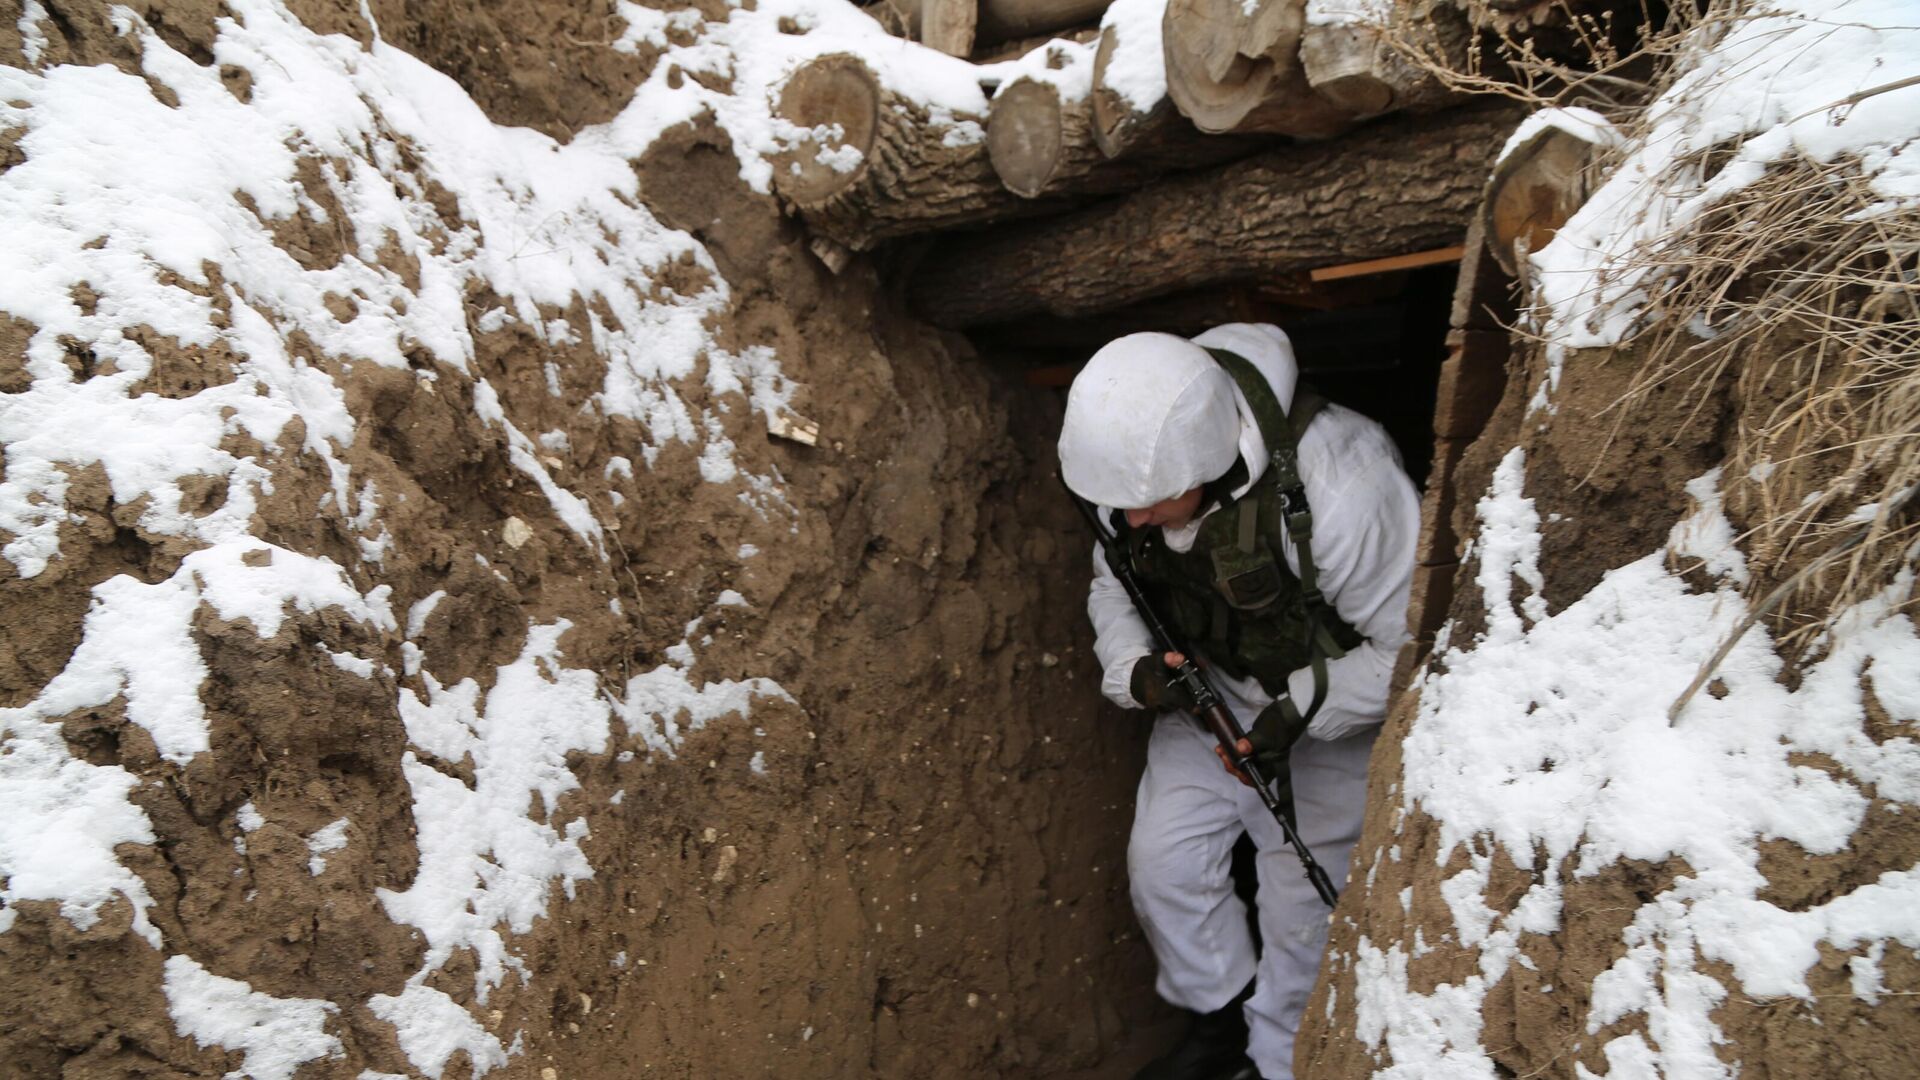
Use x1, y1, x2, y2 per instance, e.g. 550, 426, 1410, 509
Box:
1128, 712, 1376, 1080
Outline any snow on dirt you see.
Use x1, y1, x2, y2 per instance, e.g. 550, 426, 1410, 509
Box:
0, 0, 901, 1072
1335, 4, 1920, 1070
1354, 450, 1920, 1075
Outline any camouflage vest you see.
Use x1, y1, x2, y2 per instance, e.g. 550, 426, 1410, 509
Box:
1108, 348, 1364, 707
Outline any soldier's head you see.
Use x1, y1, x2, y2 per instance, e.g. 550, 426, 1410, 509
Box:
1057, 332, 1240, 528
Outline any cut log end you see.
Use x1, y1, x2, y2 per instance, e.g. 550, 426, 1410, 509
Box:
1300, 24, 1395, 117
771, 55, 882, 206
987, 78, 1066, 197
1485, 125, 1597, 278
1162, 0, 1353, 137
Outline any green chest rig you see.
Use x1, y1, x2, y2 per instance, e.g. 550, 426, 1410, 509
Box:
1110, 347, 1365, 724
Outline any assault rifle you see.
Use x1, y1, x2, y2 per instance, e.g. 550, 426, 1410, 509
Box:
1071, 492, 1339, 909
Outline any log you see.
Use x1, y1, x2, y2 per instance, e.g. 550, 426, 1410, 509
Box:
971, 25, 1100, 65
920, 0, 979, 57
910, 98, 1523, 327
978, 0, 1111, 45
972, 284, 1277, 349
1161, 0, 1353, 136
1089, 20, 1232, 162
1483, 121, 1600, 279
988, 77, 1099, 197
1297, 2, 1466, 118
1090, 22, 1161, 157
985, 74, 1252, 198
770, 54, 1045, 251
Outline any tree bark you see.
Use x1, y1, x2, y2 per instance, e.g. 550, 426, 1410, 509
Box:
977, 0, 1111, 45
920, 0, 979, 57
770, 54, 1048, 251
1089, 22, 1226, 162
1161, 0, 1353, 136
910, 98, 1523, 327
986, 75, 1253, 198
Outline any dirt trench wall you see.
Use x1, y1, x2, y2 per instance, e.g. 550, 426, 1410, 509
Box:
1296, 323, 1920, 1076
0, 5, 1164, 1078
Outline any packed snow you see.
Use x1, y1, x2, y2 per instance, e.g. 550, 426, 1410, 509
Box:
164, 954, 343, 1080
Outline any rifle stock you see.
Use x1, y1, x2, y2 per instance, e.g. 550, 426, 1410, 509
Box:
1071, 490, 1339, 909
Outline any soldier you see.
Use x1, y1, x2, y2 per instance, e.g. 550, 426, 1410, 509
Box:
1058, 323, 1418, 1080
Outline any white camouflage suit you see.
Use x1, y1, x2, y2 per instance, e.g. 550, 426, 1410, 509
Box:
1058, 324, 1419, 1080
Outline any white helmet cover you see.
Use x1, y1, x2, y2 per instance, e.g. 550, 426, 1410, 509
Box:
1058, 332, 1242, 509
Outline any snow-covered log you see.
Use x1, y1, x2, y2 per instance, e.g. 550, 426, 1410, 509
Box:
1483, 119, 1602, 279
1090, 22, 1162, 156
911, 97, 1521, 325
1296, 1, 1463, 118
986, 73, 1247, 197
1160, 0, 1353, 136
770, 53, 1036, 251
1088, 20, 1226, 163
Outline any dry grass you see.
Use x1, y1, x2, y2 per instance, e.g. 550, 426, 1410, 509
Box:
1381, 0, 1684, 117
1628, 154, 1920, 645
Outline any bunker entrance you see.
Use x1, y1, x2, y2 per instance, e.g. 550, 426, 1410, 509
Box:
947, 232, 1517, 683
967, 260, 1461, 474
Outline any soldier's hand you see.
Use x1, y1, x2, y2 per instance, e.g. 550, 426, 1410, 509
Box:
1130, 652, 1196, 712
1215, 740, 1255, 787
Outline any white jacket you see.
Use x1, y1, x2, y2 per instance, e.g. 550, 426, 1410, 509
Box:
1071, 324, 1420, 740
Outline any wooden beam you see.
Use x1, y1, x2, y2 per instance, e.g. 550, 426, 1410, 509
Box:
910, 98, 1520, 327
1308, 245, 1464, 282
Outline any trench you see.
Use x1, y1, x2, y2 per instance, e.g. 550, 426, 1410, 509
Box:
0, 7, 1530, 1077
913, 216, 1519, 1066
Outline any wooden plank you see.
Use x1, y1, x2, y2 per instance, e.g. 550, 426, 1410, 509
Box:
1389, 561, 1458, 696
1416, 437, 1469, 565
1309, 244, 1465, 283
1432, 329, 1509, 439
1447, 211, 1515, 332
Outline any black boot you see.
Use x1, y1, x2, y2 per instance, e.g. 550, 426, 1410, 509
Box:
1133, 982, 1260, 1080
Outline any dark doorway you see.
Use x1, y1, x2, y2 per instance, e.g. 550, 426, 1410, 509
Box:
969, 260, 1461, 489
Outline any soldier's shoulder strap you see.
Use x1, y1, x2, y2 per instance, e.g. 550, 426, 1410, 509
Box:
1203, 346, 1363, 724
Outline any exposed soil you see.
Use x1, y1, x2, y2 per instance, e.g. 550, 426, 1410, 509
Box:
1296, 309, 1920, 1078
1, 5, 1171, 1077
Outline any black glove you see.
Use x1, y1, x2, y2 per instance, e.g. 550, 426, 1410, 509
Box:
1245, 697, 1311, 772
1245, 697, 1311, 818
1129, 654, 1197, 712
